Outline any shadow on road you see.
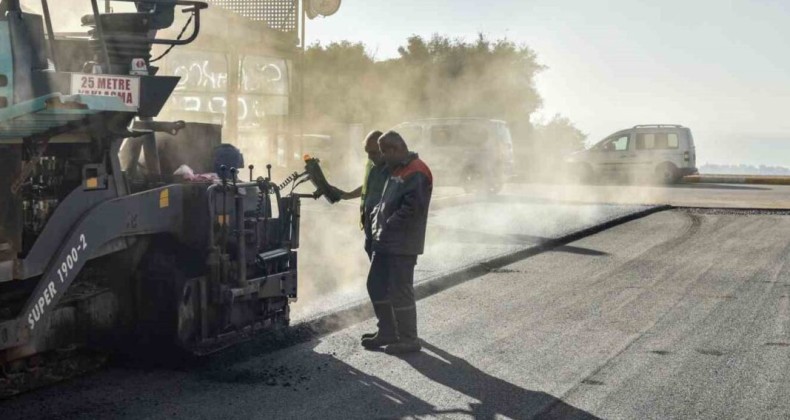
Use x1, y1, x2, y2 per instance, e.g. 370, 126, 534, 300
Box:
428, 225, 608, 257
462, 194, 623, 208
4, 330, 593, 419
194, 337, 599, 419
398, 341, 601, 419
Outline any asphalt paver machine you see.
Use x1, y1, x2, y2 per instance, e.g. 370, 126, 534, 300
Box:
0, 0, 336, 396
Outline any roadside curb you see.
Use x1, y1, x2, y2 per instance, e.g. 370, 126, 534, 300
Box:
683, 175, 790, 186
297, 204, 672, 338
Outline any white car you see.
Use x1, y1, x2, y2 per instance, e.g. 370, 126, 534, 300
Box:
566, 124, 697, 184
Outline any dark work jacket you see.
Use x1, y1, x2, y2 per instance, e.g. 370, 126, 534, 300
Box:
362, 163, 389, 241
371, 153, 433, 255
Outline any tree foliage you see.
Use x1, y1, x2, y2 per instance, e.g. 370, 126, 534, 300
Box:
531, 114, 587, 153
302, 41, 378, 129
302, 34, 585, 167
525, 114, 587, 177
303, 34, 543, 129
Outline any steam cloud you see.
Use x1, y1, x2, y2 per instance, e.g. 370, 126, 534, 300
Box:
27, 1, 668, 322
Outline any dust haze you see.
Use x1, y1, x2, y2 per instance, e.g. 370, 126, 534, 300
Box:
26, 1, 668, 320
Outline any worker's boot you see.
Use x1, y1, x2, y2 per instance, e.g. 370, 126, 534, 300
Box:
385, 306, 421, 355
361, 303, 398, 349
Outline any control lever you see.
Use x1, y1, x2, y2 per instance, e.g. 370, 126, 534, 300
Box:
303, 156, 341, 203
229, 167, 246, 285
230, 167, 238, 187
133, 120, 187, 136
219, 165, 228, 186
219, 165, 229, 253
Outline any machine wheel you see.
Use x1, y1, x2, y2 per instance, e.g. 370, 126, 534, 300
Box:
655, 163, 680, 184
134, 243, 200, 356
461, 166, 481, 194
175, 277, 200, 347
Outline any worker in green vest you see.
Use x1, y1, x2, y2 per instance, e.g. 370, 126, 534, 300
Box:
333, 130, 389, 259
331, 130, 392, 344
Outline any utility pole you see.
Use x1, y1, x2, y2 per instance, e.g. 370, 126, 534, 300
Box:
300, 0, 306, 160
297, 0, 340, 155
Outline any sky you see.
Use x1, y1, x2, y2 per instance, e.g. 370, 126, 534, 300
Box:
306, 0, 790, 167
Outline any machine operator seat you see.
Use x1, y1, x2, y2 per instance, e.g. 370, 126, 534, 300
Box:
134, 0, 176, 31
81, 0, 176, 30
80, 1, 175, 74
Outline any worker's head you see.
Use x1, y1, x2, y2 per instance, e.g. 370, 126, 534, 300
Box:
378, 131, 409, 169
364, 130, 384, 165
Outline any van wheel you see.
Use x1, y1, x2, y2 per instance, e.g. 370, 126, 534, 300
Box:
573, 163, 594, 184
488, 181, 504, 195
655, 163, 680, 184
461, 166, 490, 194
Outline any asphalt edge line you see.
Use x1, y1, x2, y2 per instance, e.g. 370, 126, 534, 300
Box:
683, 175, 790, 186
671, 206, 790, 214
297, 204, 672, 339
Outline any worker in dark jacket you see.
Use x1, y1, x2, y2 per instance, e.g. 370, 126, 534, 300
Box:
330, 131, 392, 343
362, 130, 433, 354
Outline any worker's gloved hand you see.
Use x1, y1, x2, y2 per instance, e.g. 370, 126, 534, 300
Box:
330, 186, 358, 201
329, 186, 349, 200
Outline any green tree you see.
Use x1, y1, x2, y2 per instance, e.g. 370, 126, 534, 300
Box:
302, 41, 378, 128
380, 34, 544, 127
301, 34, 586, 177
524, 114, 587, 178
303, 34, 545, 130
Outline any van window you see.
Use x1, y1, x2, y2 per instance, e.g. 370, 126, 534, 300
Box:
398, 125, 422, 145
457, 124, 489, 145
636, 133, 654, 150
601, 135, 629, 152
636, 132, 679, 150
430, 124, 488, 147
668, 133, 679, 148
430, 126, 454, 146
494, 123, 513, 148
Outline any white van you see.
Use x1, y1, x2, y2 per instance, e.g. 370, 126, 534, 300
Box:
393, 118, 515, 193
566, 124, 697, 184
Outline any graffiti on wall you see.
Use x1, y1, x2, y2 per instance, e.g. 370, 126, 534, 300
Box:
165, 51, 290, 127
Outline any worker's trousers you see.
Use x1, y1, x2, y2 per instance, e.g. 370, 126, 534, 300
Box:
366, 252, 418, 339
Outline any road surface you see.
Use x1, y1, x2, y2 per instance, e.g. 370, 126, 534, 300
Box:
296, 187, 651, 320
296, 180, 790, 320
3, 204, 789, 419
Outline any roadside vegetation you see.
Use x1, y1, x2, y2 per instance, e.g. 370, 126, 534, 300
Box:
302, 34, 586, 178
